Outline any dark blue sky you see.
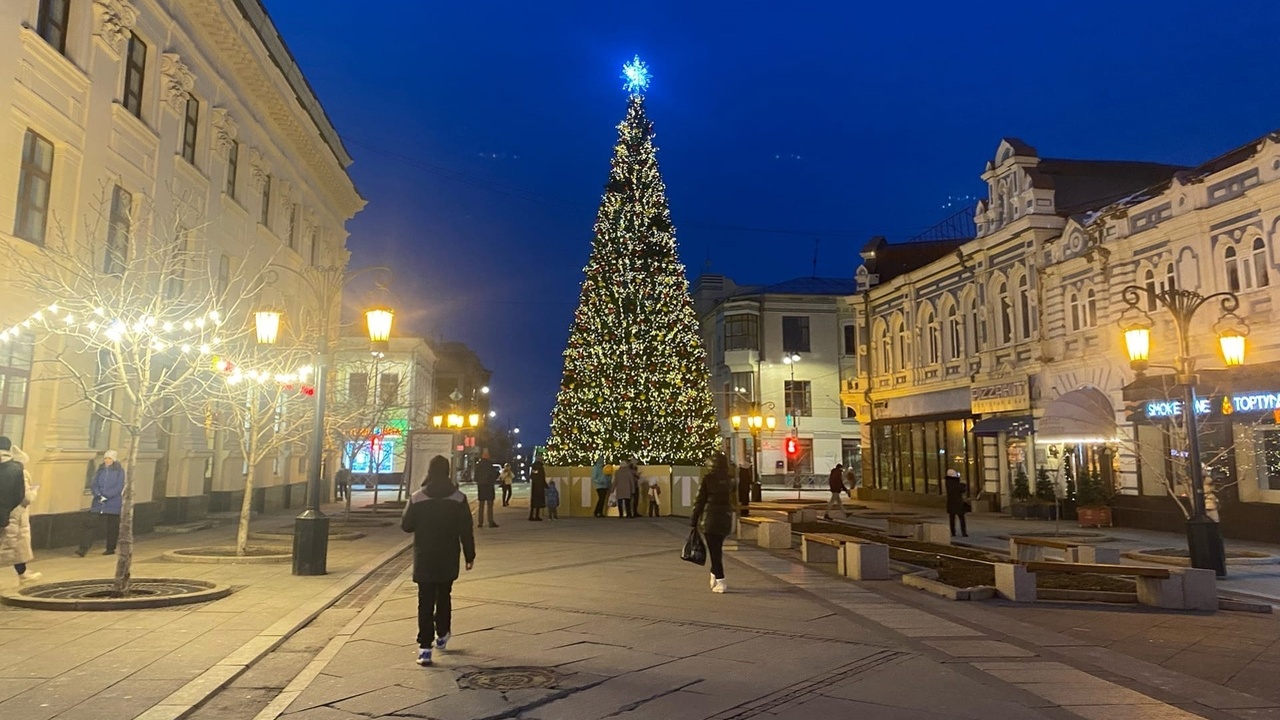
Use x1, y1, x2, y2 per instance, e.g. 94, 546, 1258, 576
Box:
264, 0, 1280, 445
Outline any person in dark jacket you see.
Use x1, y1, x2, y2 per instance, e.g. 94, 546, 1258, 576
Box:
402, 455, 475, 667
823, 464, 851, 521
474, 450, 498, 528
335, 467, 352, 501
691, 452, 739, 593
528, 458, 547, 521
77, 450, 124, 557
944, 469, 969, 537
737, 460, 754, 517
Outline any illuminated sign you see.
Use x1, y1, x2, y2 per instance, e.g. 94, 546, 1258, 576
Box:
1144, 399, 1210, 418
1145, 391, 1280, 419
971, 379, 1030, 414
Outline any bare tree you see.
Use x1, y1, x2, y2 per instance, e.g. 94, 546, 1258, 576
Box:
5, 187, 272, 594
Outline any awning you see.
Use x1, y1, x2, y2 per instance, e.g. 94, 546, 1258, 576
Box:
972, 415, 1034, 437
1035, 387, 1117, 444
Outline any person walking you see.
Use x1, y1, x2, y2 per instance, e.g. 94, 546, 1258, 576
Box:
646, 476, 661, 517
335, 466, 352, 502
0, 439, 39, 585
628, 461, 642, 517
77, 450, 124, 556
591, 458, 610, 517
612, 459, 636, 519
737, 460, 754, 517
474, 450, 498, 528
499, 464, 514, 507
691, 452, 738, 594
528, 458, 547, 521
944, 469, 969, 537
545, 480, 560, 520
823, 464, 850, 521
402, 455, 475, 667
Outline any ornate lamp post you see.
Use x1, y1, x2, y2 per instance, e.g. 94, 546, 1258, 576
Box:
1119, 285, 1248, 577
255, 265, 393, 576
731, 407, 776, 500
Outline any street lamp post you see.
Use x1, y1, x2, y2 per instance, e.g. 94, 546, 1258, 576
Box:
782, 353, 801, 487
256, 264, 393, 576
1119, 285, 1248, 578
731, 407, 776, 504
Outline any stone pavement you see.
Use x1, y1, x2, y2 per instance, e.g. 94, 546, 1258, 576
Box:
0, 502, 411, 720
259, 500, 1279, 720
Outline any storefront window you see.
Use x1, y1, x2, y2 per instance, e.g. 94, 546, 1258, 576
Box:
874, 417, 977, 494
1258, 428, 1280, 491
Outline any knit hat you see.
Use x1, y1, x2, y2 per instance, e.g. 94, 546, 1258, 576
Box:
0, 436, 10, 451
423, 455, 454, 499
105, 450, 119, 461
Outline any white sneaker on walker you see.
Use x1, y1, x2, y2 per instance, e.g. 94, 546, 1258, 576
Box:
18, 571, 43, 585
712, 578, 727, 593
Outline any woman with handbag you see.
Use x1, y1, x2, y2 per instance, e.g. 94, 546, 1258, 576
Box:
690, 452, 738, 593
944, 469, 970, 537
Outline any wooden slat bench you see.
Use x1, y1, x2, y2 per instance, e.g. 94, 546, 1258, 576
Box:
1009, 536, 1119, 564
995, 561, 1215, 610
800, 533, 889, 580
737, 516, 791, 549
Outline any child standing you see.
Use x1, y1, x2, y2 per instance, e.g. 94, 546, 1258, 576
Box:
647, 477, 661, 517
545, 480, 560, 520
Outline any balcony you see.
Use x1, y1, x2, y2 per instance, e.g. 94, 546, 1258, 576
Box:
723, 348, 759, 370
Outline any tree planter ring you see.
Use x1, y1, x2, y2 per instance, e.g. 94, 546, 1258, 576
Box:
1, 578, 231, 611
162, 546, 293, 564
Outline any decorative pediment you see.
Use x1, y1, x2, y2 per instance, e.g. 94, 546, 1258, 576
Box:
211, 108, 237, 155
160, 53, 196, 114
93, 0, 138, 56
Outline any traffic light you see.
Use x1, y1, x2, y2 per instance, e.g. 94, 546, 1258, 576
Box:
785, 436, 798, 457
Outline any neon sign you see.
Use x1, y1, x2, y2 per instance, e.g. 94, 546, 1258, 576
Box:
1145, 399, 1210, 418
1146, 391, 1280, 419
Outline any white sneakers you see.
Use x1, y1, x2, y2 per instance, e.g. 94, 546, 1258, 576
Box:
18, 571, 42, 585
709, 573, 716, 589
711, 578, 727, 593
416, 647, 433, 667
435, 632, 451, 651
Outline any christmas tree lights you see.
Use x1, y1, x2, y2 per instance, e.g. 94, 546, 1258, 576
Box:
544, 57, 718, 466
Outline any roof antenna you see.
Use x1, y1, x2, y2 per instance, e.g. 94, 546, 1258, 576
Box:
703, 246, 712, 273
812, 238, 820, 277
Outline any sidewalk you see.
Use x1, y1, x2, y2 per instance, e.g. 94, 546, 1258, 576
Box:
0, 502, 410, 720
257, 500, 1278, 720
764, 488, 1280, 604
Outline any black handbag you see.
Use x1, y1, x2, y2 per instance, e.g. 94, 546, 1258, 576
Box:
681, 528, 707, 566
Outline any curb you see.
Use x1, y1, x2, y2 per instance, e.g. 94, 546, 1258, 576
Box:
160, 546, 294, 564
133, 537, 411, 720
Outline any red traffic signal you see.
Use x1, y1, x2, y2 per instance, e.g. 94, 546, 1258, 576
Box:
785, 437, 798, 456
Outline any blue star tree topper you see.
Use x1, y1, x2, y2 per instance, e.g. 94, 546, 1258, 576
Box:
622, 55, 651, 94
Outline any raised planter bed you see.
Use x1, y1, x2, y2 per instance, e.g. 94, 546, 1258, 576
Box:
1123, 548, 1279, 566
162, 545, 293, 564
902, 570, 995, 601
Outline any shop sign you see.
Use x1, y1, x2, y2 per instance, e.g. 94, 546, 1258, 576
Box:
970, 379, 1029, 414
1145, 391, 1280, 419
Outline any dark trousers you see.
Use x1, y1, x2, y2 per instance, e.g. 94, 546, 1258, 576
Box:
949, 512, 968, 536
706, 532, 727, 579
617, 498, 632, 518
416, 581, 453, 648
594, 488, 609, 517
501, 485, 512, 506
647, 497, 659, 517
79, 513, 120, 553
478, 500, 495, 527
336, 482, 348, 501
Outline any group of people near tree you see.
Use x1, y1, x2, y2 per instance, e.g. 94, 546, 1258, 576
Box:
591, 457, 661, 518
472, 450, 558, 525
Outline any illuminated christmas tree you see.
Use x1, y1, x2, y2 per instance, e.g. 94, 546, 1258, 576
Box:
545, 57, 719, 466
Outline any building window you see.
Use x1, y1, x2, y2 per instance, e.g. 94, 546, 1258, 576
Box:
14, 130, 54, 245
945, 303, 962, 361
1144, 268, 1158, 310
728, 371, 753, 415
104, 186, 132, 275
1225, 247, 1241, 292
786, 438, 813, 475
893, 317, 907, 371
309, 231, 320, 265
122, 32, 147, 118
1085, 288, 1098, 327
1163, 262, 1177, 292
784, 380, 811, 417
920, 305, 939, 365
166, 226, 188, 300
379, 372, 401, 407
348, 372, 369, 406
1068, 292, 1082, 332
842, 324, 856, 356
877, 321, 891, 376
225, 141, 239, 198
36, 0, 70, 54
724, 314, 759, 351
967, 295, 982, 354
260, 175, 272, 227
1253, 237, 1270, 288
996, 280, 1013, 345
781, 316, 810, 353
0, 332, 34, 445
182, 95, 199, 164
1017, 274, 1032, 340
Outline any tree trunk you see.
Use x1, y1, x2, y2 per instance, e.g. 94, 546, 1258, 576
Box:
237, 428, 258, 557
112, 433, 142, 596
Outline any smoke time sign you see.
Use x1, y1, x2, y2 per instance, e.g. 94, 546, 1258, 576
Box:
1145, 391, 1280, 420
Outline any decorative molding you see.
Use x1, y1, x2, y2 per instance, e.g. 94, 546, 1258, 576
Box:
276, 178, 293, 201
93, 0, 139, 56
211, 108, 237, 156
247, 148, 269, 190
160, 53, 196, 114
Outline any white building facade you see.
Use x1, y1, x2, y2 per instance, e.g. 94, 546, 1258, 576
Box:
332, 336, 436, 478
0, 0, 363, 544
694, 275, 861, 484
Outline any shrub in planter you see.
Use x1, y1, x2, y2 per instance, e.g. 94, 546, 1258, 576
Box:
1075, 471, 1114, 527
1010, 465, 1033, 519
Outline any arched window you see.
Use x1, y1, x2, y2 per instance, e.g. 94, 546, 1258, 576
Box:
1253, 237, 1270, 288
996, 279, 1013, 345
1085, 288, 1098, 327
893, 316, 908, 372
920, 304, 940, 366
1225, 246, 1241, 292
967, 293, 982, 354
875, 320, 890, 376
1068, 291, 1081, 332
1143, 268, 1157, 311
945, 301, 962, 361
1017, 274, 1032, 340
1163, 262, 1176, 292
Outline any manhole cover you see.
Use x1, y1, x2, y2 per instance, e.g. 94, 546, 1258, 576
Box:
458, 667, 561, 691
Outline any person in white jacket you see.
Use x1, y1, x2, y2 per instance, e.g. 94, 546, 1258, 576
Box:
0, 439, 40, 585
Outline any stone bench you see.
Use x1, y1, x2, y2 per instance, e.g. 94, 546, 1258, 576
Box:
737, 516, 791, 549
800, 533, 890, 580
885, 519, 951, 546
996, 561, 1215, 610
1009, 536, 1119, 564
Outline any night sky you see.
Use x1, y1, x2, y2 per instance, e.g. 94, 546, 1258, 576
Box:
263, 0, 1280, 445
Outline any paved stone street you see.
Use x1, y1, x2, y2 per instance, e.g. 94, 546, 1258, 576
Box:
248, 499, 1280, 720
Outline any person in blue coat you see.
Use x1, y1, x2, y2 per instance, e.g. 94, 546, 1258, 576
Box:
77, 450, 124, 557
591, 458, 611, 518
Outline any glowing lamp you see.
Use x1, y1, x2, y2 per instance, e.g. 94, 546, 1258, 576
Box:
1220, 331, 1246, 367
766, 416, 777, 430
255, 310, 281, 345
730, 415, 743, 430
468, 413, 481, 427
1123, 325, 1151, 370
365, 307, 393, 345
432, 415, 443, 428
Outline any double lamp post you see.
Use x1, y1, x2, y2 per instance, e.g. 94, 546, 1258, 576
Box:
254, 264, 394, 576
1119, 285, 1248, 578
